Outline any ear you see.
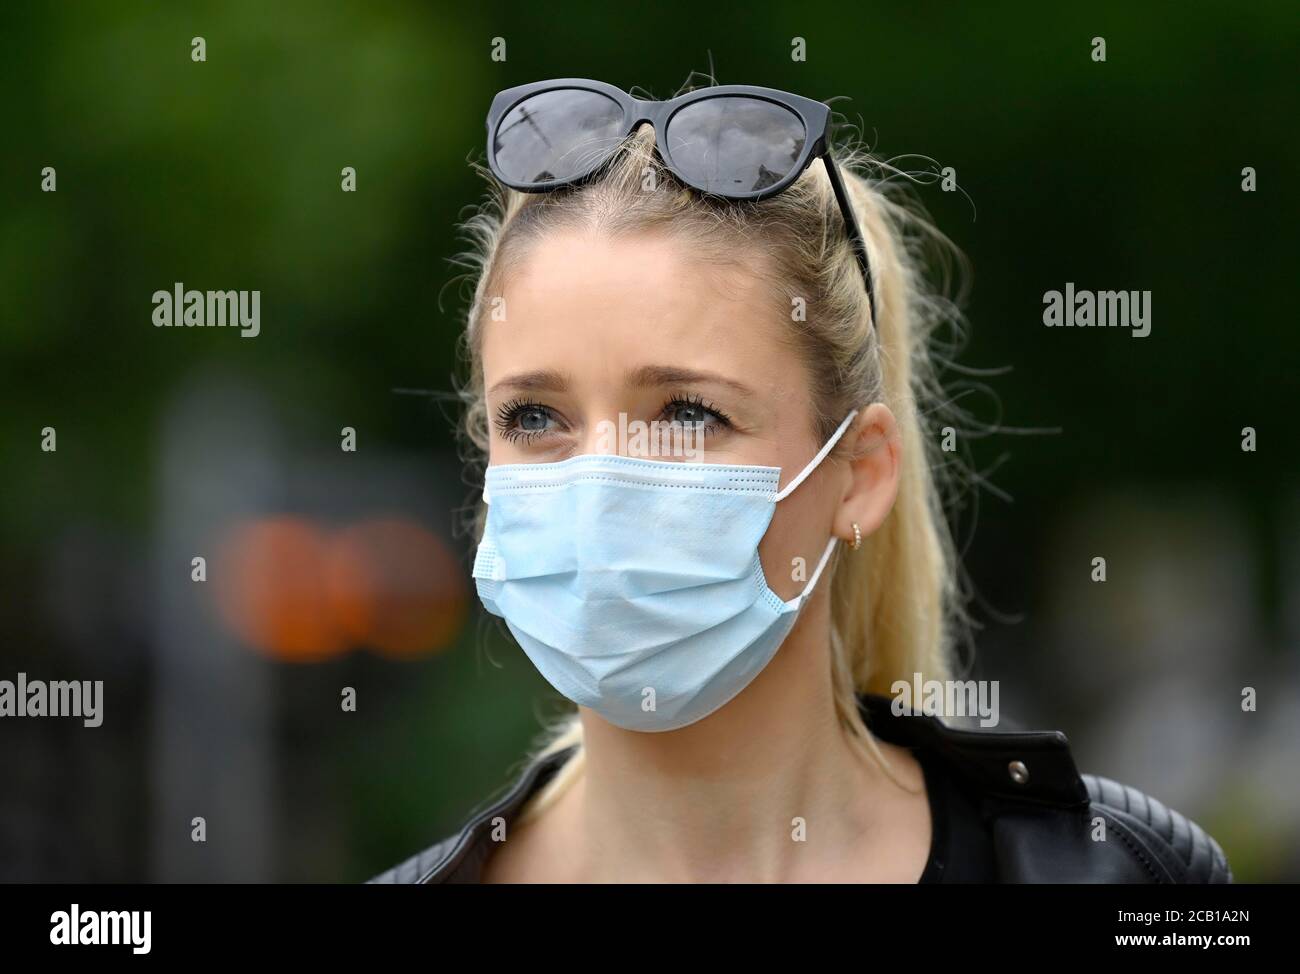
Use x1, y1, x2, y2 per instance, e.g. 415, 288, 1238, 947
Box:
834, 403, 902, 544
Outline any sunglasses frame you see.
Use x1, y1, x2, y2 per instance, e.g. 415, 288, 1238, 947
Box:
485, 78, 877, 322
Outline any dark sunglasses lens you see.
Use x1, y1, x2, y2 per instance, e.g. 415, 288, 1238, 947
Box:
492, 89, 625, 185
665, 96, 807, 195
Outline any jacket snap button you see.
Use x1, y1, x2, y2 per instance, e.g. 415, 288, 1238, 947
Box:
1008, 760, 1029, 784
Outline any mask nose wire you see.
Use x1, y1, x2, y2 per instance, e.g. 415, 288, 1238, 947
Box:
772, 409, 860, 503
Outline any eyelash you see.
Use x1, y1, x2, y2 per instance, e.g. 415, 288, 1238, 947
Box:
491, 393, 735, 444
493, 397, 555, 444
661, 393, 734, 434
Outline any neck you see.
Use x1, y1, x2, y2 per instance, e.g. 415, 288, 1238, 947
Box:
568, 594, 926, 882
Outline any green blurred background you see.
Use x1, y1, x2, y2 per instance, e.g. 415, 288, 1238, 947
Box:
0, 0, 1296, 882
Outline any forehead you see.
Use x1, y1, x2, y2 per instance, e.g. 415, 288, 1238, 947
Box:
481, 230, 794, 385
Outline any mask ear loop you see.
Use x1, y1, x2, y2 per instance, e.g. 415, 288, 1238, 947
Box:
775, 408, 861, 605
772, 409, 860, 503
798, 535, 840, 603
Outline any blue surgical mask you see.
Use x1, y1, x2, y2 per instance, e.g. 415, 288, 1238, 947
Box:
473, 409, 859, 732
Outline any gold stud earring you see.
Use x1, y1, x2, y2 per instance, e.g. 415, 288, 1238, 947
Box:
851, 522, 862, 550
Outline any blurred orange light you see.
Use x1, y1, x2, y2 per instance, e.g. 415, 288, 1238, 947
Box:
324, 517, 468, 659
213, 517, 349, 662
211, 515, 468, 661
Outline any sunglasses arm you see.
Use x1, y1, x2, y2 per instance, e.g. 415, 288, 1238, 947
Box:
822, 154, 878, 324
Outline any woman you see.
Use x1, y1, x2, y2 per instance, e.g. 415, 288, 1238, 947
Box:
370, 79, 1232, 883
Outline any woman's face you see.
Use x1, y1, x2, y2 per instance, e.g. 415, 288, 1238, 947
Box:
480, 229, 848, 602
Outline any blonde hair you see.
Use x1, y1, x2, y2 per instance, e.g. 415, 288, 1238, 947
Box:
452, 107, 974, 821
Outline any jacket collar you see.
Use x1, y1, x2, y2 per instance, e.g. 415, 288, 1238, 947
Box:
419, 690, 1088, 882
856, 691, 1088, 807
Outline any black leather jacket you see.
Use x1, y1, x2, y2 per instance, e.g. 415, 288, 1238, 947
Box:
368, 692, 1233, 883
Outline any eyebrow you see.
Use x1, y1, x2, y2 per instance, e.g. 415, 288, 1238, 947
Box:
487, 368, 569, 398
487, 365, 758, 400
627, 365, 757, 399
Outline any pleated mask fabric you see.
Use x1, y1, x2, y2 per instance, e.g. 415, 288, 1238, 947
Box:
473, 410, 857, 732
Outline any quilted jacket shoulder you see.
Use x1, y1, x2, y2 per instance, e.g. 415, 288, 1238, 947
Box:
1081, 773, 1232, 883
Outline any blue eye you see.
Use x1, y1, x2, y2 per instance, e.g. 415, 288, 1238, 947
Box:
518, 407, 550, 431
662, 394, 732, 432
494, 398, 558, 443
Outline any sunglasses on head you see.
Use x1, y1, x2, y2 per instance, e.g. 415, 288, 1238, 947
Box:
485, 78, 877, 321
